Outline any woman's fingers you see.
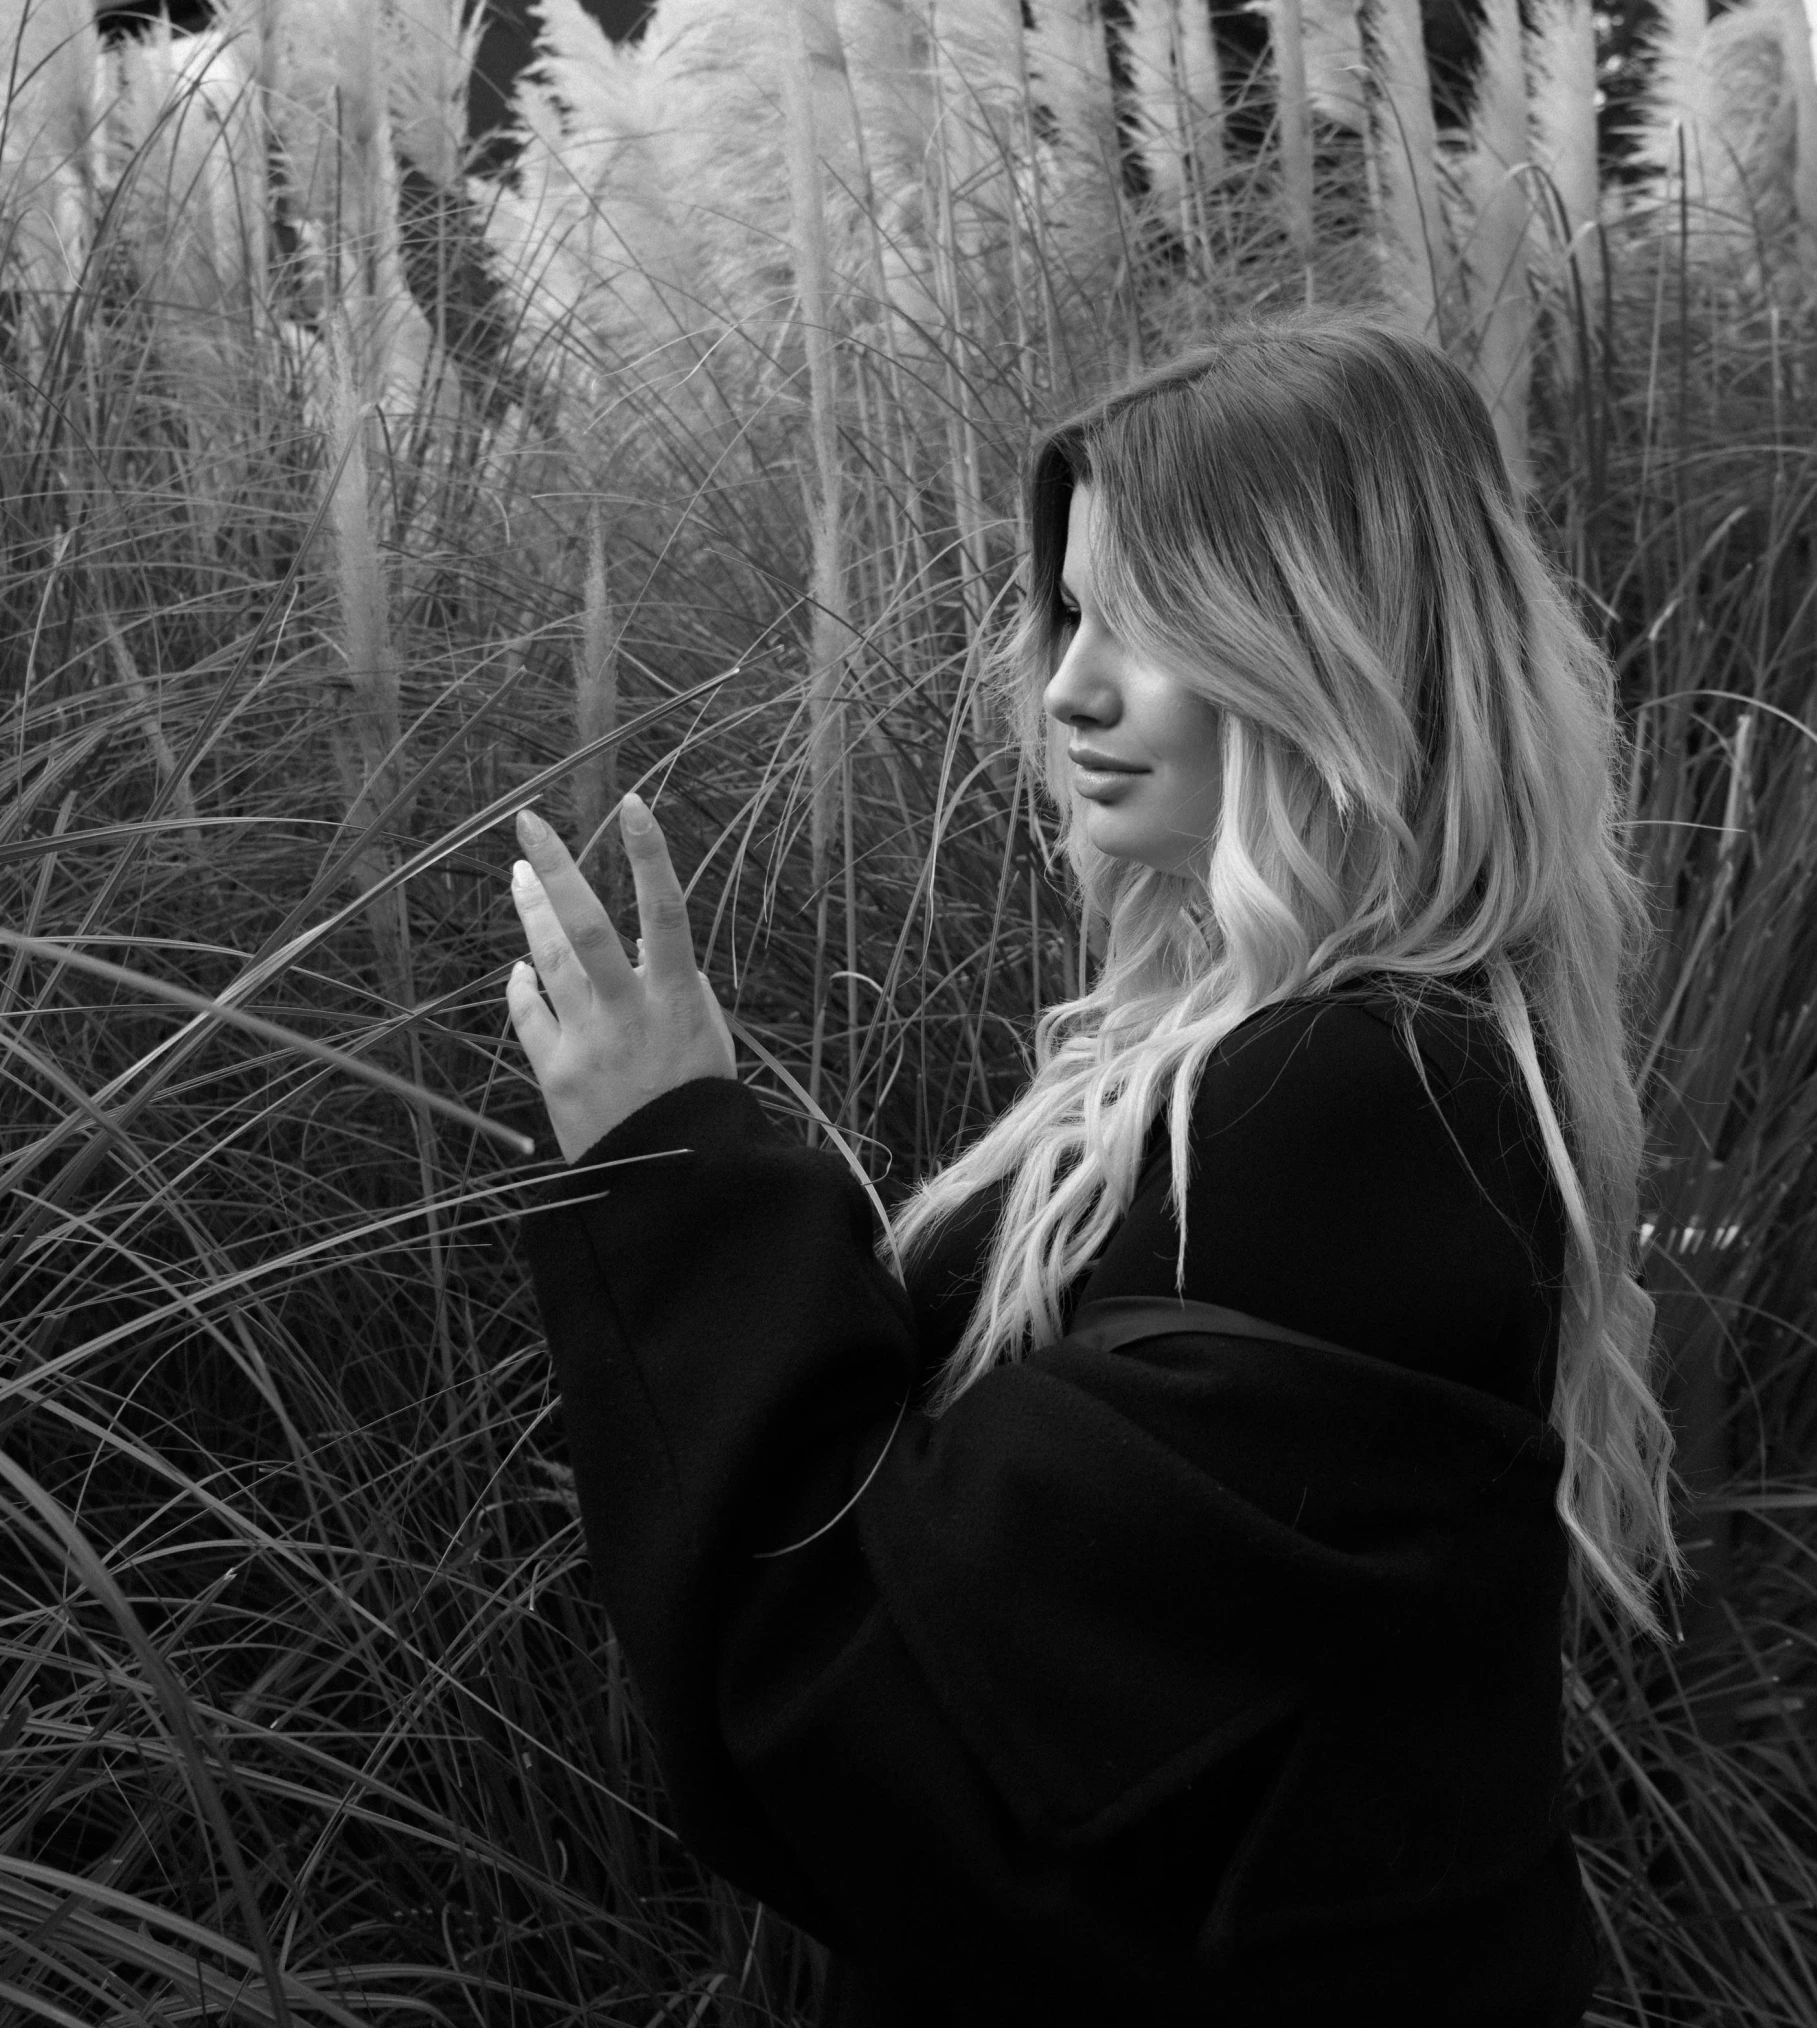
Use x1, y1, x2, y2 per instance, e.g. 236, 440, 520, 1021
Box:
619, 793, 699, 996
505, 958, 559, 1074
511, 860, 594, 1029
503, 795, 738, 1154
514, 807, 635, 1001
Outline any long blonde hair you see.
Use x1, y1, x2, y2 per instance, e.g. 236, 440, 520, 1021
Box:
893, 308, 1680, 1634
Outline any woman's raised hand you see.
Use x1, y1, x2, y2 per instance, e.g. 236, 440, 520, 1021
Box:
506, 795, 737, 1162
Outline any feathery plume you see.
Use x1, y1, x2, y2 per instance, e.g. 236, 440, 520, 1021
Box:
387, 0, 484, 190
107, 21, 268, 547
1303, 0, 1365, 130
324, 312, 414, 1001
1632, 0, 1711, 185
840, 0, 932, 186
1362, 0, 1444, 332
0, 0, 104, 342
110, 24, 266, 318
1782, 0, 1817, 269
261, 0, 435, 415
1456, 0, 1534, 488
1125, 0, 1226, 239
919, 0, 1013, 656
1176, 0, 1227, 185
1527, 0, 1601, 357
1625, 0, 1803, 287
1024, 0, 1125, 303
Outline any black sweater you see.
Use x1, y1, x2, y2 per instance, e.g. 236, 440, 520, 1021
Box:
520, 985, 1597, 2027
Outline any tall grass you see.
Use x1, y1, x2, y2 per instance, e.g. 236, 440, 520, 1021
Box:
1, 0, 1814, 2022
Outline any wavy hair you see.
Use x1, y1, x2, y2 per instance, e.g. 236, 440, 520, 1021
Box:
891, 307, 1680, 1633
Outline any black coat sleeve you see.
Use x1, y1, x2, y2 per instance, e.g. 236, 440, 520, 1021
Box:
522, 1078, 1313, 2015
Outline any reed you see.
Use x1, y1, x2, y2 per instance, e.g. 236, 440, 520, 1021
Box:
780, 0, 855, 1127
1124, 0, 1228, 272
1629, 0, 1711, 198
1024, 0, 1128, 362
572, 504, 623, 909
1455, 0, 1535, 487
1269, 0, 1318, 267
1782, 0, 1817, 272
386, 0, 480, 191
1527, 0, 1601, 390
0, 0, 102, 365
107, 20, 268, 547
1302, 0, 1365, 131
1361, 0, 1444, 333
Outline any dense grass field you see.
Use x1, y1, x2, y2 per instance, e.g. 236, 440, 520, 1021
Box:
2, 0, 1815, 2021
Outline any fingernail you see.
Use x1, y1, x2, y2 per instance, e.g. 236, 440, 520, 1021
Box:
621, 791, 653, 836
517, 807, 548, 844
512, 858, 535, 888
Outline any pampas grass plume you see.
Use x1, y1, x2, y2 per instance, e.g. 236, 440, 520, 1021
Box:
1303, 0, 1365, 131
0, 0, 104, 323
1268, 0, 1317, 261
1631, 0, 1711, 188
1124, 0, 1227, 246
1457, 0, 1534, 487
1364, 0, 1444, 332
1024, 0, 1124, 284
1527, 0, 1601, 359
324, 311, 413, 1003
1781, 0, 1817, 268
109, 23, 267, 341
325, 317, 403, 778
1625, 0, 1813, 286
388, 0, 483, 189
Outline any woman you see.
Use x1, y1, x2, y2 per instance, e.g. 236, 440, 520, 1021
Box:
505, 310, 1679, 2027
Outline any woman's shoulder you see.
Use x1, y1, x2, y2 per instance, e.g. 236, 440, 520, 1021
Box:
1185, 972, 1526, 1156
1099, 972, 1566, 1409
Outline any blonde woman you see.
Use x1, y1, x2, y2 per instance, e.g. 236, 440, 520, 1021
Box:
505, 311, 1678, 2028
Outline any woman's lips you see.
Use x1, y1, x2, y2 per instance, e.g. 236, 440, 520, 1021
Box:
1069, 752, 1146, 799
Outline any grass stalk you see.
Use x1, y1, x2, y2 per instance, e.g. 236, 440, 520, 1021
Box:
323, 310, 456, 1407
1269, 0, 1317, 269
573, 503, 623, 912
323, 315, 412, 1000
780, 0, 852, 1135
1527, 0, 1601, 393
100, 621, 203, 853
1125, 0, 1228, 270
924, 14, 997, 704
1008, 0, 1068, 388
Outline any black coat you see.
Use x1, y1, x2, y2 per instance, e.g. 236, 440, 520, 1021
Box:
520, 989, 1599, 2027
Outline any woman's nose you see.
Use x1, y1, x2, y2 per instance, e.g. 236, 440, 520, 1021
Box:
1042, 634, 1121, 730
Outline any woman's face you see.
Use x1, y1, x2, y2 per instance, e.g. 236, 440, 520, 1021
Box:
1041, 486, 1225, 875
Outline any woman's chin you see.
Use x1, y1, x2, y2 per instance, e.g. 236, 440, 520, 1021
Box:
1078, 806, 1197, 876
1080, 813, 1162, 870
